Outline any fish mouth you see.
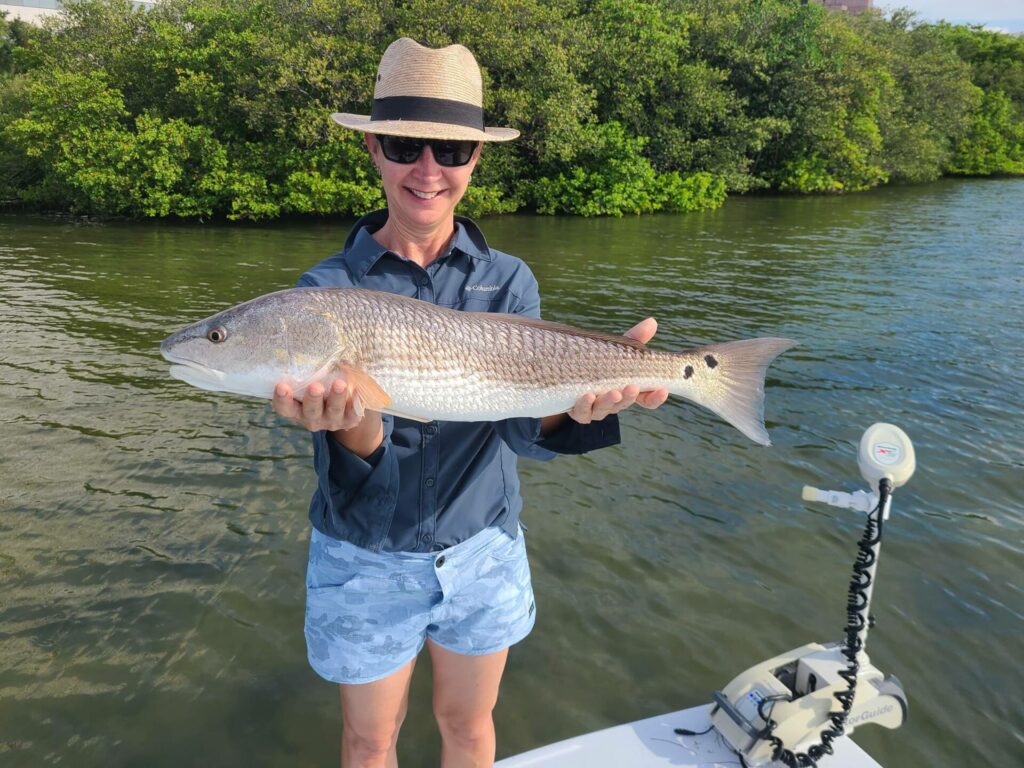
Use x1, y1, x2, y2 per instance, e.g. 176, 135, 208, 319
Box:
161, 346, 226, 387
167, 362, 226, 387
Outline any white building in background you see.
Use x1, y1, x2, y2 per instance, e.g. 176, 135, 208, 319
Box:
1, 1, 157, 24
1, 1, 60, 23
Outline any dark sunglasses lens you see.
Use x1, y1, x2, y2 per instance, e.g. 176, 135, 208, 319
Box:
379, 136, 425, 164
431, 141, 476, 167
377, 136, 476, 167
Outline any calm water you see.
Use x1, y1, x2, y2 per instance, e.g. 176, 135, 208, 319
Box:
1, 179, 1021, 767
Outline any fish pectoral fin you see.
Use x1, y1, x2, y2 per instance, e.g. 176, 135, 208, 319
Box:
379, 406, 432, 424
336, 363, 392, 412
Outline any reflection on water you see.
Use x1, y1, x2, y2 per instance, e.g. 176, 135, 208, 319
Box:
1, 179, 1022, 767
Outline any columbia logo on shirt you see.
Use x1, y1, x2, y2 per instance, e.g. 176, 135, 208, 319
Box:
465, 284, 500, 292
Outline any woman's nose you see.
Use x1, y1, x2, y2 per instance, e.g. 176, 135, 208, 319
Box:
414, 144, 443, 174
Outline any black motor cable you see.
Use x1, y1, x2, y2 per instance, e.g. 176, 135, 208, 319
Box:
757, 478, 892, 768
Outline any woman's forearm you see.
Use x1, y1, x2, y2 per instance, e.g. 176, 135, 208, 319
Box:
330, 412, 385, 459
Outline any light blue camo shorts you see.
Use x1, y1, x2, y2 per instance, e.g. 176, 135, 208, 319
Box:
304, 524, 536, 684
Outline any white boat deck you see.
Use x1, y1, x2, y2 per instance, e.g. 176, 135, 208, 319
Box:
496, 703, 881, 768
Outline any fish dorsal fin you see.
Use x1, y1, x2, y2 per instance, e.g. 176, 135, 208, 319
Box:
466, 312, 650, 351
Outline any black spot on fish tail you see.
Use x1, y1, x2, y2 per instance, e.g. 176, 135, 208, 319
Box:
704, 354, 719, 369
684, 365, 694, 380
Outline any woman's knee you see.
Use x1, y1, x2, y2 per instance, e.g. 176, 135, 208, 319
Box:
342, 694, 410, 761
342, 715, 403, 761
433, 705, 495, 748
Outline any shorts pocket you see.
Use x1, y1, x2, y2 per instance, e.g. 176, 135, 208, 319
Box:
307, 534, 378, 590
486, 527, 525, 564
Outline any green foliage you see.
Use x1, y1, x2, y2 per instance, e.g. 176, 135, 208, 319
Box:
457, 183, 521, 219
0, 0, 1020, 220
660, 170, 728, 212
529, 122, 725, 216
937, 23, 1024, 107
935, 23, 1024, 177
1, 11, 39, 77
581, 0, 776, 192
947, 90, 1024, 175
856, 12, 979, 183
1, 69, 228, 215
0, 12, 13, 76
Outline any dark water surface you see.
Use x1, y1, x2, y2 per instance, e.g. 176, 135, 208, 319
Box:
1, 179, 1021, 767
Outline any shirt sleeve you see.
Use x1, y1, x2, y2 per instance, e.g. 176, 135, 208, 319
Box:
300, 267, 400, 525
493, 264, 621, 459
311, 417, 400, 524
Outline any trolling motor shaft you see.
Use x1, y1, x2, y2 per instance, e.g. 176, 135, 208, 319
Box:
711, 424, 915, 767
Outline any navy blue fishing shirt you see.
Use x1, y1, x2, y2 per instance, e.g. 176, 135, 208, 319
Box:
299, 210, 621, 552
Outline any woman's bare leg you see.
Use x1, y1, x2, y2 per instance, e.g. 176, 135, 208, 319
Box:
339, 656, 418, 768
427, 640, 510, 768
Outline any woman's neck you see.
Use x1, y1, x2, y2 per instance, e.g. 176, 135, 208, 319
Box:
372, 216, 456, 268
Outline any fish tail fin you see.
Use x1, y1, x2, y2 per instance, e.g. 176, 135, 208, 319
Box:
670, 338, 797, 446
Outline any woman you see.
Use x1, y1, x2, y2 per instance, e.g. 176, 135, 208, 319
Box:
272, 38, 668, 768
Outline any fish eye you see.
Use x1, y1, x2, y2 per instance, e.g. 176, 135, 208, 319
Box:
207, 326, 228, 343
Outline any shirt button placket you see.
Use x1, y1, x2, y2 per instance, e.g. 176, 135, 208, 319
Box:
415, 270, 438, 552
416, 272, 432, 300
422, 434, 439, 549
421, 424, 438, 549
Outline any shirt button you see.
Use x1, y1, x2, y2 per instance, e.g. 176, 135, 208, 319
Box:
435, 555, 446, 568
425, 477, 435, 487
418, 276, 429, 287
422, 533, 433, 544
425, 424, 437, 435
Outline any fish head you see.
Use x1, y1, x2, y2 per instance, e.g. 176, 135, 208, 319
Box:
160, 289, 345, 399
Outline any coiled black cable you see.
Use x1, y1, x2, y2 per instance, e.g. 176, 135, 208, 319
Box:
760, 478, 892, 768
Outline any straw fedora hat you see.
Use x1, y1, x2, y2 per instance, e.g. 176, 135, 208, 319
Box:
331, 38, 519, 142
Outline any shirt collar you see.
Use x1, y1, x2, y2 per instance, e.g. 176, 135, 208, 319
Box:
342, 209, 495, 284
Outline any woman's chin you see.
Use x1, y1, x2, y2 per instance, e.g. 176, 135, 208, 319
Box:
395, 190, 462, 223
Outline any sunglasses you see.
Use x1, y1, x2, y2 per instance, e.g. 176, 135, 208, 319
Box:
376, 135, 478, 168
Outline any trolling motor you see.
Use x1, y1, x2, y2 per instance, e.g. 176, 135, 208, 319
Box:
710, 424, 915, 767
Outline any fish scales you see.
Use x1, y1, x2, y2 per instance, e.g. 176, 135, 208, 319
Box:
161, 287, 797, 445
316, 289, 681, 416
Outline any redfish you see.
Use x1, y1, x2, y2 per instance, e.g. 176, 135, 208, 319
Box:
161, 287, 796, 445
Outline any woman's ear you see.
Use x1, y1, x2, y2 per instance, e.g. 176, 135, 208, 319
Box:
465, 141, 483, 174
365, 134, 379, 168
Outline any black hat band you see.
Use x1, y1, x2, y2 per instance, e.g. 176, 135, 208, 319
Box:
371, 96, 484, 130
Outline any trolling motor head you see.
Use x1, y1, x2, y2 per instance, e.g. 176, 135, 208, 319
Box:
711, 424, 913, 767
858, 422, 915, 489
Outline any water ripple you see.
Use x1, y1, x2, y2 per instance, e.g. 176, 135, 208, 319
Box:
1, 181, 1022, 767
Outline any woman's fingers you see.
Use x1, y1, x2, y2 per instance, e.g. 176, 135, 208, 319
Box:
270, 377, 368, 432
569, 392, 598, 424
623, 317, 657, 344
587, 391, 620, 422
272, 383, 300, 420
592, 386, 637, 421
636, 388, 669, 409
302, 382, 326, 423
324, 379, 350, 424
568, 383, 667, 424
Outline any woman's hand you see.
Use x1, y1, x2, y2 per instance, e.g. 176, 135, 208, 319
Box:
542, 318, 670, 431
567, 317, 670, 423
272, 379, 384, 459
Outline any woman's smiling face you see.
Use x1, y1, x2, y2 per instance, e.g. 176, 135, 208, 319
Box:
366, 134, 481, 232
